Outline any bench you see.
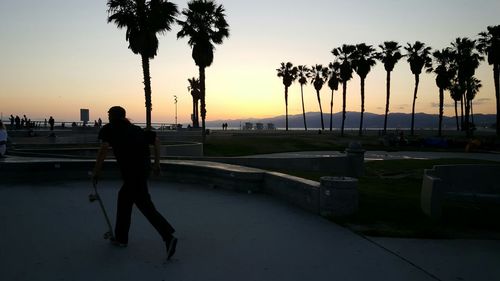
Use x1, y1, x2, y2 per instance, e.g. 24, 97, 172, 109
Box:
421, 164, 500, 219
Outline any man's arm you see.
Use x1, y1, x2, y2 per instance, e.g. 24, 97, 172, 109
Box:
92, 142, 109, 184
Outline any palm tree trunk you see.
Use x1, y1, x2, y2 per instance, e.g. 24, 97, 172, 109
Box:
494, 63, 500, 136
460, 94, 464, 130
341, 82, 347, 136
141, 53, 152, 129
317, 91, 324, 130
195, 100, 200, 127
359, 78, 365, 136
285, 85, 289, 131
438, 88, 444, 137
192, 97, 196, 127
454, 100, 459, 131
199, 66, 207, 142
410, 74, 419, 136
301, 85, 307, 131
471, 100, 474, 125
464, 82, 471, 137
329, 90, 334, 131
384, 71, 391, 134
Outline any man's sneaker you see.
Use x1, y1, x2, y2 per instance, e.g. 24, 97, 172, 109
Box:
165, 236, 178, 260
110, 237, 127, 248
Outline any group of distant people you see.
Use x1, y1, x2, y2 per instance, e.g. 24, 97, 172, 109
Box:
8, 114, 55, 131
94, 118, 103, 128
0, 120, 7, 157
221, 123, 229, 130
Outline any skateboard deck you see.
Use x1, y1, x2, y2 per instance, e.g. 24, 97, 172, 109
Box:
89, 182, 114, 240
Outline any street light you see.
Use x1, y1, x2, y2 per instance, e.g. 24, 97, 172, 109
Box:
173, 95, 178, 129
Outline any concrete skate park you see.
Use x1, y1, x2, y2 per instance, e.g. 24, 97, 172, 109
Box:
1, 129, 500, 281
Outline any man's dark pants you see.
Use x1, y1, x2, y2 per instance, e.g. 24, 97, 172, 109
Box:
115, 175, 175, 244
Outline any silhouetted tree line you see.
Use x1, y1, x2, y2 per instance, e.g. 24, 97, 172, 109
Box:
278, 25, 500, 137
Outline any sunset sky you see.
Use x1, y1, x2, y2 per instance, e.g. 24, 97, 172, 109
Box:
1, 0, 499, 125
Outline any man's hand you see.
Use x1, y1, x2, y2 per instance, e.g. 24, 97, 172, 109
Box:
152, 163, 161, 177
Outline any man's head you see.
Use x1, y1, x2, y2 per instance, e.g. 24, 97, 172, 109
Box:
108, 106, 126, 123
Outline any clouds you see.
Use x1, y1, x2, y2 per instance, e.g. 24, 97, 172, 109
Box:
431, 98, 492, 109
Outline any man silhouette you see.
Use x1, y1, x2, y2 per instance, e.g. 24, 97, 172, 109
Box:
91, 106, 177, 260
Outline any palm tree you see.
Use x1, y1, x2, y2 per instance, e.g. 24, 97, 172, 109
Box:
450, 37, 483, 136
449, 82, 463, 131
276, 62, 298, 131
311, 64, 330, 130
405, 41, 433, 135
377, 41, 403, 134
297, 65, 311, 130
431, 48, 456, 136
177, 0, 229, 141
107, 0, 178, 129
187, 77, 201, 128
352, 43, 377, 136
478, 25, 500, 136
332, 44, 356, 136
327, 62, 340, 131
467, 77, 482, 125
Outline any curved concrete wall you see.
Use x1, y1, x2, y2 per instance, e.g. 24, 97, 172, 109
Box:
0, 159, 328, 215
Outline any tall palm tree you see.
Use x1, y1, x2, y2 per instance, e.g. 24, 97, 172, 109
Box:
276, 62, 298, 131
478, 25, 500, 136
405, 41, 433, 135
377, 41, 403, 134
311, 64, 330, 130
177, 0, 229, 141
327, 62, 340, 131
352, 43, 377, 136
107, 0, 178, 129
449, 82, 463, 131
432, 48, 456, 136
332, 44, 356, 136
297, 65, 311, 130
187, 77, 201, 128
450, 37, 483, 136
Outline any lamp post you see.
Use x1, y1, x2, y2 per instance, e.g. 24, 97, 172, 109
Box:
173, 95, 178, 129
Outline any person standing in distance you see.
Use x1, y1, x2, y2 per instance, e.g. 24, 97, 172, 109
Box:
91, 106, 177, 260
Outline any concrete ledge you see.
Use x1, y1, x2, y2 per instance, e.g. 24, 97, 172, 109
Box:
421, 164, 500, 219
264, 172, 320, 213
0, 158, 325, 215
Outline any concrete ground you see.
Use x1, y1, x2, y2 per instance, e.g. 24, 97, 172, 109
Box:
244, 150, 500, 162
1, 179, 500, 281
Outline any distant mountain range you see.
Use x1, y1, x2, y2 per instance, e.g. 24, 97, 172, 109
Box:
206, 112, 496, 129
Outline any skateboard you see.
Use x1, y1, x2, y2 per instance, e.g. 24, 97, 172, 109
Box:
88, 182, 115, 240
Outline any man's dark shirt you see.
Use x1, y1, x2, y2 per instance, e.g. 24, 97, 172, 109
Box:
98, 121, 156, 179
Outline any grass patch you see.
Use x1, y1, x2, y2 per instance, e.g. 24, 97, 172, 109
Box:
342, 159, 500, 239
204, 135, 346, 156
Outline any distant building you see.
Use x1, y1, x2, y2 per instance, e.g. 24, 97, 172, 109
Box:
255, 123, 264, 130
244, 122, 253, 130
266, 123, 276, 130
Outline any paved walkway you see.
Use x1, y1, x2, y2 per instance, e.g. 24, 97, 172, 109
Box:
1, 180, 499, 281
244, 150, 500, 162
